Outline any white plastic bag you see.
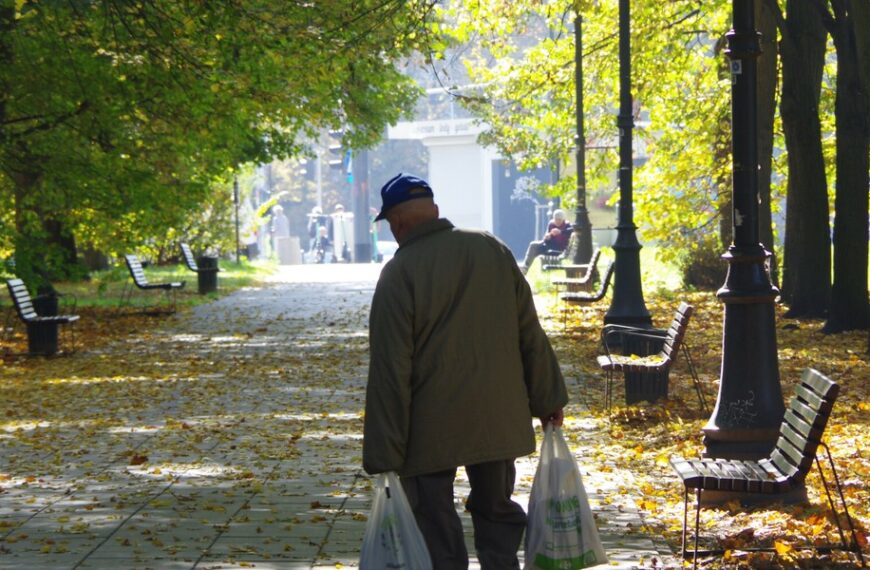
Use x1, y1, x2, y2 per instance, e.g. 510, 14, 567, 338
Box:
360, 471, 433, 570
524, 425, 608, 569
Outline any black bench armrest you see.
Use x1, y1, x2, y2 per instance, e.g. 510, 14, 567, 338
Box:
600, 326, 668, 357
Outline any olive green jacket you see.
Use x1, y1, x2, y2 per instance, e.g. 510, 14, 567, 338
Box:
363, 218, 568, 477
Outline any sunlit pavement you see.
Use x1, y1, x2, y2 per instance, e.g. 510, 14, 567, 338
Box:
0, 261, 677, 569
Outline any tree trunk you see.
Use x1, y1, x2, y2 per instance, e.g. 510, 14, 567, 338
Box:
42, 218, 79, 277
824, 3, 870, 332
757, 0, 780, 285
854, 0, 870, 97
779, 0, 831, 317
10, 164, 46, 287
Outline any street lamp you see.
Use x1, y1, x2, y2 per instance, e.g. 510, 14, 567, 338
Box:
604, 0, 651, 327
233, 176, 240, 264
702, 0, 785, 471
573, 14, 593, 265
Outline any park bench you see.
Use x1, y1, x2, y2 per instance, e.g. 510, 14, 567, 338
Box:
550, 248, 602, 292
4, 278, 79, 355
596, 302, 708, 412
180, 243, 220, 294
540, 232, 580, 271
559, 260, 614, 304
558, 261, 615, 330
670, 369, 865, 569
120, 254, 185, 314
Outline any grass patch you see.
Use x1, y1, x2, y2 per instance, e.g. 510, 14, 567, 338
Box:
526, 245, 686, 297
16, 258, 278, 310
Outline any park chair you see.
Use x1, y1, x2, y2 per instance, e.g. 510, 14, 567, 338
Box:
596, 302, 708, 412
4, 278, 79, 356
551, 248, 602, 293
180, 243, 220, 294
180, 243, 201, 274
120, 254, 185, 314
670, 369, 865, 569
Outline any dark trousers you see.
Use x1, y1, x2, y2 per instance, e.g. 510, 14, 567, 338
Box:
401, 460, 526, 570
523, 241, 555, 269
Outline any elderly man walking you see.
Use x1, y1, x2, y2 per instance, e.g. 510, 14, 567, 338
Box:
363, 173, 568, 570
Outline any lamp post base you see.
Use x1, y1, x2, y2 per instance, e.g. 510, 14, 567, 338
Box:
702, 425, 779, 460
604, 233, 652, 328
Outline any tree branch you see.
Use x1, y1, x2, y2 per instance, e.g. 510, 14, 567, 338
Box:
808, 0, 837, 36
762, 0, 787, 36
7, 102, 91, 141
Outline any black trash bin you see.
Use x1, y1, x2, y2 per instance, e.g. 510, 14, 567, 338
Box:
196, 256, 219, 294
30, 289, 59, 355
612, 328, 668, 404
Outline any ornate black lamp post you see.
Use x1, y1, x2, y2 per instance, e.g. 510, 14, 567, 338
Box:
604, 0, 651, 327
572, 14, 593, 265
702, 0, 784, 463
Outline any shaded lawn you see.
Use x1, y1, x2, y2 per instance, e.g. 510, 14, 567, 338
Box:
0, 259, 277, 356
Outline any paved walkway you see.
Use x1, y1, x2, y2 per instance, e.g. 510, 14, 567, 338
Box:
0, 264, 677, 569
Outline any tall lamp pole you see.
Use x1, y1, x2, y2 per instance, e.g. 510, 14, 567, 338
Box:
233, 176, 240, 264
604, 0, 651, 327
703, 0, 784, 464
573, 14, 593, 265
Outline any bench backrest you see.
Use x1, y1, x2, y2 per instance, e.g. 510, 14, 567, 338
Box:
6, 278, 38, 321
180, 243, 198, 272
768, 369, 839, 484
660, 302, 693, 364
124, 255, 150, 288
587, 248, 601, 272
587, 261, 615, 301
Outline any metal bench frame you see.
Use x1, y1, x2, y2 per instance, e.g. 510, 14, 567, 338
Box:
596, 302, 708, 412
120, 254, 185, 314
4, 278, 79, 356
670, 369, 865, 569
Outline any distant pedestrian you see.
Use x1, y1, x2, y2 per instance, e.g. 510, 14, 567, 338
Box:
306, 206, 328, 252
363, 173, 568, 570
521, 209, 573, 273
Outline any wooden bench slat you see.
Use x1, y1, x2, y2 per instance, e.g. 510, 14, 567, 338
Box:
783, 408, 816, 441
180, 243, 199, 272
800, 368, 840, 400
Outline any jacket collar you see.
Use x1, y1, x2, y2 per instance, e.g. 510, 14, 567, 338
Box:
398, 218, 454, 250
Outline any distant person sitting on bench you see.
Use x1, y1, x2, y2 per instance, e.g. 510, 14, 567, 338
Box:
521, 209, 573, 273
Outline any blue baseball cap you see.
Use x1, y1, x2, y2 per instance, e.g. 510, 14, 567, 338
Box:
375, 173, 434, 221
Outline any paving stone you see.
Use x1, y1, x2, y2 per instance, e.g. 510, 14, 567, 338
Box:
203, 536, 321, 560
